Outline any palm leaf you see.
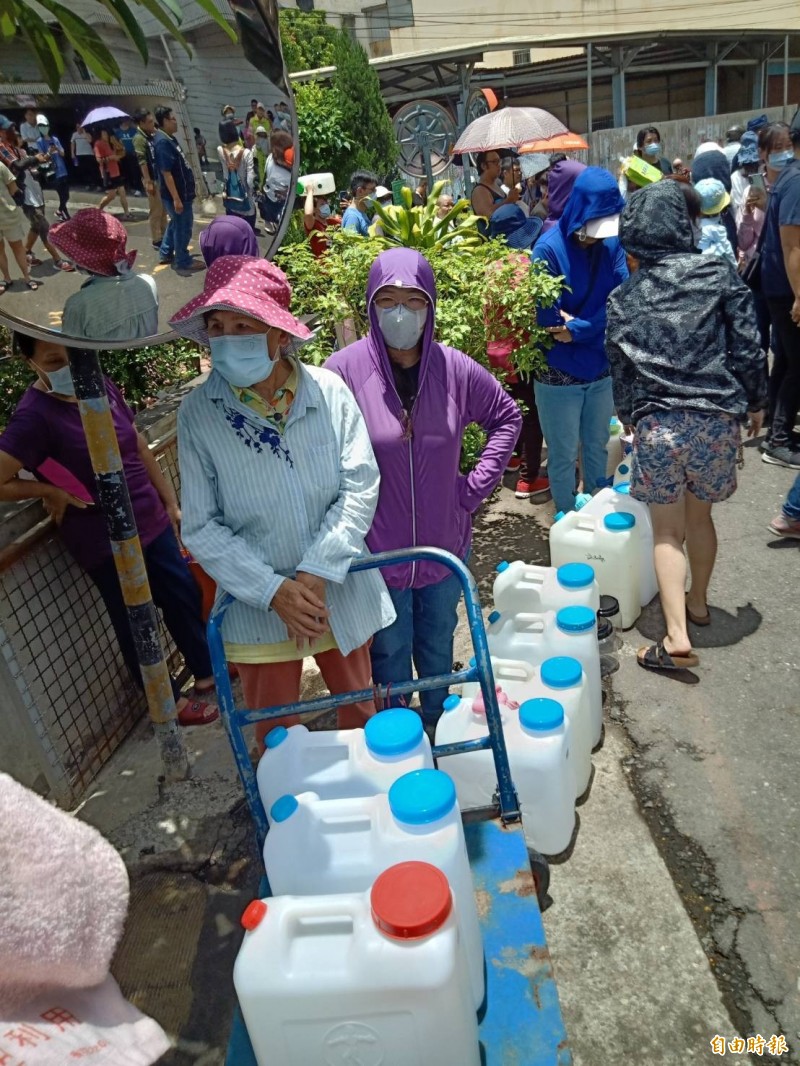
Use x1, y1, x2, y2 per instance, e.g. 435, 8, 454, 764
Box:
93, 0, 149, 65
189, 0, 237, 42
34, 0, 120, 82
13, 5, 65, 91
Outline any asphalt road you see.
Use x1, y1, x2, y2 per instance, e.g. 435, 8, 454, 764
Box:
466, 440, 800, 1064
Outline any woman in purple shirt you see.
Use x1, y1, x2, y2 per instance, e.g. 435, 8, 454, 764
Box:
0, 334, 217, 726
326, 248, 521, 727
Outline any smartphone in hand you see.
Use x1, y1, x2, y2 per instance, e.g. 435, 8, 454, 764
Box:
748, 173, 766, 193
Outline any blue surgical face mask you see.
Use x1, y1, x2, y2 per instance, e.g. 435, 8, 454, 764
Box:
643, 142, 661, 157
378, 304, 427, 350
768, 149, 794, 170
209, 332, 279, 387
35, 361, 75, 396
319, 203, 332, 218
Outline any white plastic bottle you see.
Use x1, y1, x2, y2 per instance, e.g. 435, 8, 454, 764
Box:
434, 691, 512, 810
485, 608, 558, 664
459, 656, 591, 800
549, 510, 642, 628
263, 769, 484, 1010
581, 485, 657, 607
492, 560, 600, 616
553, 607, 603, 750
606, 416, 624, 477
234, 861, 481, 1066
257, 709, 434, 817
510, 697, 575, 855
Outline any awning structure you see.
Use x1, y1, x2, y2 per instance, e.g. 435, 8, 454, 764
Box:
290, 28, 800, 126
0, 80, 185, 102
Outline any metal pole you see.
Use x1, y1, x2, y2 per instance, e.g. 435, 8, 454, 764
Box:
586, 42, 593, 140
784, 34, 790, 108
68, 347, 190, 782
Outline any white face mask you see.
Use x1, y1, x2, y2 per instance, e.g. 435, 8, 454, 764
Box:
377, 304, 428, 350
35, 361, 75, 396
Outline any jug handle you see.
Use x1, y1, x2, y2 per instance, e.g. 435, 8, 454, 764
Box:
494, 662, 533, 682
515, 613, 547, 633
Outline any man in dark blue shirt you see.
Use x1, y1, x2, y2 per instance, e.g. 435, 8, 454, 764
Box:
760, 110, 800, 468
153, 106, 202, 275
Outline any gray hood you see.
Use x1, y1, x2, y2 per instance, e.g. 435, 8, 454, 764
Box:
619, 181, 695, 263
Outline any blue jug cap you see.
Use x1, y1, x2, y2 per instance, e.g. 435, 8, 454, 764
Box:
496, 560, 510, 573
519, 697, 564, 732
270, 794, 298, 823
265, 725, 289, 750
443, 694, 461, 713
541, 656, 582, 689
469, 656, 476, 667
556, 605, 596, 633
557, 562, 595, 589
553, 511, 565, 522
617, 463, 630, 475
365, 708, 423, 757
604, 511, 636, 532
614, 482, 631, 495
488, 610, 501, 625
389, 769, 456, 825
575, 493, 593, 510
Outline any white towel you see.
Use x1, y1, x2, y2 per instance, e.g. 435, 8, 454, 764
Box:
0, 976, 171, 1064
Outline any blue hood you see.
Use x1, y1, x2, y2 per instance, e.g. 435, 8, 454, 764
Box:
559, 166, 627, 238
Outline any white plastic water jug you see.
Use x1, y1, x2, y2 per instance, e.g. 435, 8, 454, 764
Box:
234, 861, 481, 1066
460, 656, 592, 799
257, 710, 433, 817
549, 510, 642, 629
580, 484, 658, 607
493, 560, 600, 616
514, 698, 575, 854
606, 416, 624, 477
263, 769, 484, 1010
436, 693, 574, 854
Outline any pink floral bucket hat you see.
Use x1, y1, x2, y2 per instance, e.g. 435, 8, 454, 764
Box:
169, 255, 312, 346
50, 208, 136, 276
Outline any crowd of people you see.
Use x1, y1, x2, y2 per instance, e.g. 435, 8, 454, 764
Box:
0, 101, 797, 726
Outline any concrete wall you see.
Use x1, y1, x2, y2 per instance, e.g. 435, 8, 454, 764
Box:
587, 104, 798, 171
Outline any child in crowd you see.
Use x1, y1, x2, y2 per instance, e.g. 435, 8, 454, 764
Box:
694, 178, 737, 265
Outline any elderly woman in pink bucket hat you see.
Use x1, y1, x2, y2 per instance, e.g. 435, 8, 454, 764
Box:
171, 256, 395, 745
50, 208, 158, 341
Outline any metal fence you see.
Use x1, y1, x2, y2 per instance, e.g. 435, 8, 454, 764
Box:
0, 433, 183, 807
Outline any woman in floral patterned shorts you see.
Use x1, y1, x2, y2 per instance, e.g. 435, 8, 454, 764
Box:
606, 181, 767, 674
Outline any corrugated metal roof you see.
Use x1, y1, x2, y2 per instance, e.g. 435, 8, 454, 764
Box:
0, 80, 181, 97
38, 0, 235, 37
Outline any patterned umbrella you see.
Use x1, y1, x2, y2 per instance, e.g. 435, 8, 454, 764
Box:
453, 107, 568, 154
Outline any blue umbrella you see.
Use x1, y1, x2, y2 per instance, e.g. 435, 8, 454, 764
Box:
81, 105, 129, 128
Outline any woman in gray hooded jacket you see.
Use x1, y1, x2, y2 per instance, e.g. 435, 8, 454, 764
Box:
606, 180, 767, 675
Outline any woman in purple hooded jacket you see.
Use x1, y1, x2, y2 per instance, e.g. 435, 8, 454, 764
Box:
542, 158, 587, 232
326, 248, 521, 726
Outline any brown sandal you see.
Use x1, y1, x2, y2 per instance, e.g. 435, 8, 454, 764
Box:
637, 641, 699, 672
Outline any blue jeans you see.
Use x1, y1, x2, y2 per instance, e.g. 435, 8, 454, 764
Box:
534, 375, 614, 514
370, 571, 462, 724
783, 473, 800, 520
160, 197, 194, 269
88, 526, 212, 701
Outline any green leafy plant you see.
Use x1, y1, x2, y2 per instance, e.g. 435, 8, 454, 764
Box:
293, 79, 352, 188
331, 34, 397, 180
279, 9, 340, 73
3, 0, 235, 91
370, 181, 484, 252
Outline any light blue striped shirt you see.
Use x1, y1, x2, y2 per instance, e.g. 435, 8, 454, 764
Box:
177, 362, 396, 654
61, 272, 159, 342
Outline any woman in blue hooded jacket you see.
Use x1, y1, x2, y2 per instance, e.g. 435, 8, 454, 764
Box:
532, 166, 629, 514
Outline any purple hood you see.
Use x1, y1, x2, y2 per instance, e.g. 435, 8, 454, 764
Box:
325, 248, 520, 589
200, 215, 259, 266
543, 159, 587, 232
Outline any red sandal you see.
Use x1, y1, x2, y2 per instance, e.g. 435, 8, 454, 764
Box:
177, 697, 219, 727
